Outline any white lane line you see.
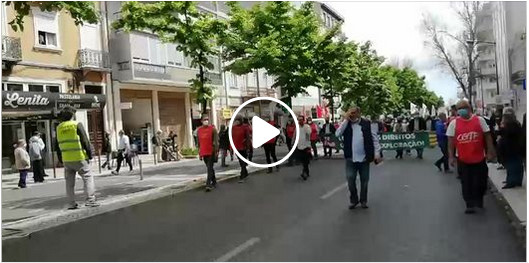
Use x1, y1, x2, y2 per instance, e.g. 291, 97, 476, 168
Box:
215, 237, 260, 262
320, 183, 348, 200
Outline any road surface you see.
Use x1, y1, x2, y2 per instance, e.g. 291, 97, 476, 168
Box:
2, 149, 524, 261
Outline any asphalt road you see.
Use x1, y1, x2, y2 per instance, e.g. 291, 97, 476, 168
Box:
2, 149, 525, 261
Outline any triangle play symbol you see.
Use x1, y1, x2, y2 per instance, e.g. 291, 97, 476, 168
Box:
252, 116, 280, 148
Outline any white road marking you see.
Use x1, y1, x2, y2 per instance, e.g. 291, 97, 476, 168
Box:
215, 237, 260, 262
320, 183, 348, 200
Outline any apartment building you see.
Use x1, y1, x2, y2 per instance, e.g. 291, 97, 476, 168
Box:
476, 2, 526, 118
1, 3, 111, 171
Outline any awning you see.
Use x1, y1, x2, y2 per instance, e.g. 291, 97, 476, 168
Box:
2, 91, 106, 113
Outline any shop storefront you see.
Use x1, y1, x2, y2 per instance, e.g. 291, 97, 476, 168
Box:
2, 91, 106, 173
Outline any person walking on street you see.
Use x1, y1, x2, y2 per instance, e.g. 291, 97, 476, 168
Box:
197, 115, 219, 191
232, 116, 251, 183
320, 117, 336, 158
14, 139, 30, 188
55, 106, 99, 209
447, 100, 496, 214
152, 130, 163, 163
28, 131, 45, 183
263, 116, 280, 173
410, 112, 427, 159
285, 118, 296, 165
243, 117, 253, 162
112, 130, 133, 175
434, 113, 452, 173
336, 106, 381, 209
497, 110, 524, 188
101, 132, 113, 170
296, 115, 312, 180
393, 117, 405, 159
218, 124, 230, 167
307, 117, 319, 160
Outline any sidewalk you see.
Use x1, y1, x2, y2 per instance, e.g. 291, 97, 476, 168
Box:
1, 146, 303, 238
487, 163, 526, 246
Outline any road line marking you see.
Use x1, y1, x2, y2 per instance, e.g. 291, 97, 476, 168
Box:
215, 237, 260, 262
320, 183, 348, 200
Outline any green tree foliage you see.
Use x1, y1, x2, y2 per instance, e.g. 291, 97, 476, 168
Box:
113, 1, 225, 113
5, 1, 100, 32
222, 2, 321, 98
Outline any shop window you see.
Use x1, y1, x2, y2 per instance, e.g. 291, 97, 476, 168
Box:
29, 84, 44, 92
84, 85, 103, 94
5, 83, 23, 91
48, 85, 60, 93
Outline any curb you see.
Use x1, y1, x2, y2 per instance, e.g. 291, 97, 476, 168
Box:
487, 175, 526, 248
2, 166, 267, 240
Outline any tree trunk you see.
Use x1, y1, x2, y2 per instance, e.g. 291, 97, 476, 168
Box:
199, 65, 207, 114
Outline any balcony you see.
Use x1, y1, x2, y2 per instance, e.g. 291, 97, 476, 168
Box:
78, 49, 110, 70
2, 36, 22, 62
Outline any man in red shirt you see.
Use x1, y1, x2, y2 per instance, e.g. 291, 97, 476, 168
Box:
307, 117, 320, 159
232, 116, 250, 183
447, 100, 496, 214
243, 117, 253, 162
285, 118, 296, 166
197, 114, 219, 192
263, 116, 280, 173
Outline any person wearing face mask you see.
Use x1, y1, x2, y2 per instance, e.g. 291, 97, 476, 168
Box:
263, 116, 280, 173
296, 115, 312, 180
336, 106, 382, 209
320, 117, 336, 158
306, 117, 320, 160
197, 115, 219, 191
232, 116, 251, 183
447, 100, 496, 214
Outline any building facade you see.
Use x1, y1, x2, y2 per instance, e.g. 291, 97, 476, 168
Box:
1, 3, 111, 171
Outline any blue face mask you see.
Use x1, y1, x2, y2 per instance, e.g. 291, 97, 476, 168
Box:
458, 108, 470, 118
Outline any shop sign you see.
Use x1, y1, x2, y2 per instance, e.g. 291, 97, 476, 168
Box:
120, 102, 133, 109
2, 91, 106, 112
221, 108, 233, 119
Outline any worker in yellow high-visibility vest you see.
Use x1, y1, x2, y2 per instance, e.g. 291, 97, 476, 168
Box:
55, 106, 99, 209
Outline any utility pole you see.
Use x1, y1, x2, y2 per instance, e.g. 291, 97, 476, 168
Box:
256, 69, 262, 117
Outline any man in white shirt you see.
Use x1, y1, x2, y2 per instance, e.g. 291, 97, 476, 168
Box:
336, 106, 382, 209
296, 115, 312, 180
112, 130, 133, 175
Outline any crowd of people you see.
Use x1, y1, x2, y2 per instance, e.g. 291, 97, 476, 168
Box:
12, 101, 526, 214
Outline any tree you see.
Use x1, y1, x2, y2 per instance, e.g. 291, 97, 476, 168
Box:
222, 2, 322, 101
113, 1, 225, 114
422, 2, 483, 107
5, 1, 100, 32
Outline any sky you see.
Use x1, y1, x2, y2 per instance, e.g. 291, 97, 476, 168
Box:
325, 1, 462, 103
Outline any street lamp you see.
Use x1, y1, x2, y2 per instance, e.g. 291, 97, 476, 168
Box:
467, 39, 500, 95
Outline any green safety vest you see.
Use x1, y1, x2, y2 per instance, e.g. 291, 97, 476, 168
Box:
56, 120, 87, 162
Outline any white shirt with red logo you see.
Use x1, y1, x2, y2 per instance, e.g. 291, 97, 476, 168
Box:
446, 115, 490, 164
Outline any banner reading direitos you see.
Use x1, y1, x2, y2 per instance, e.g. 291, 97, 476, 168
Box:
378, 132, 430, 150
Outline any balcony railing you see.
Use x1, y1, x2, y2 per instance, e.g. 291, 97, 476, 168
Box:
241, 87, 277, 98
2, 36, 22, 62
78, 49, 110, 69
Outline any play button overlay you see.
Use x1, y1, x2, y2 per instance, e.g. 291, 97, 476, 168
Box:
229, 97, 299, 168
251, 116, 280, 148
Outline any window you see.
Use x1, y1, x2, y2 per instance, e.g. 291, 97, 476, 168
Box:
48, 85, 60, 93
229, 73, 238, 88
5, 83, 23, 91
131, 33, 149, 61
29, 84, 44, 92
33, 9, 59, 49
84, 85, 102, 94
166, 44, 184, 66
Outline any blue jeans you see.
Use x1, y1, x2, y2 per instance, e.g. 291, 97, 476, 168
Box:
18, 169, 28, 188
505, 157, 524, 186
345, 160, 370, 204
